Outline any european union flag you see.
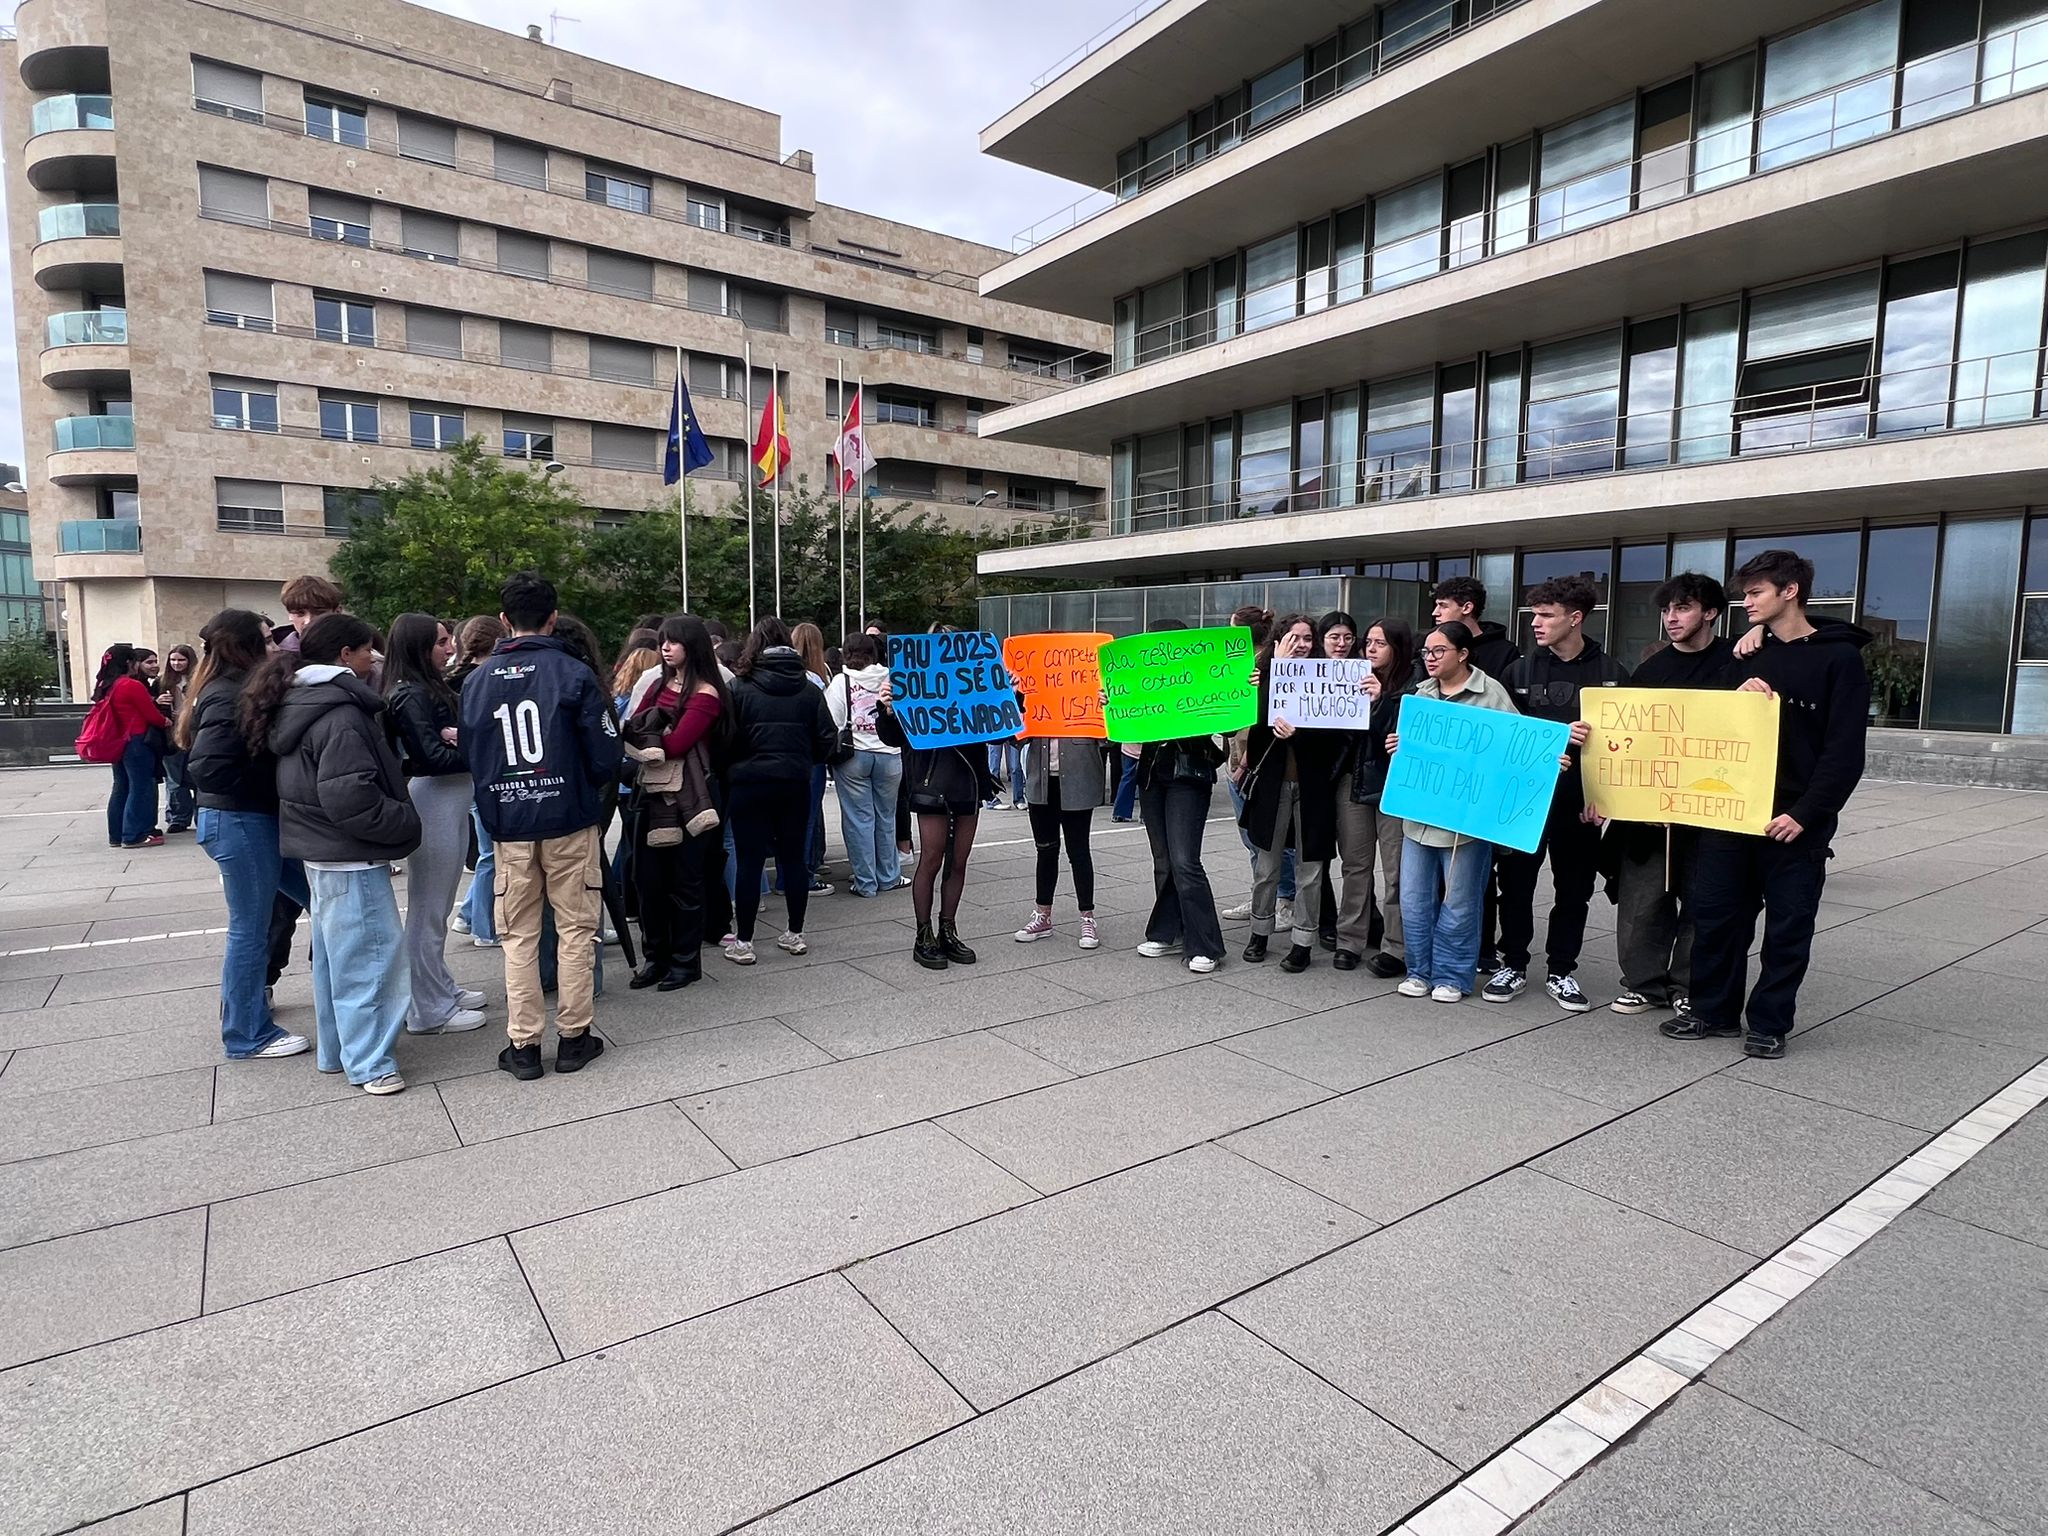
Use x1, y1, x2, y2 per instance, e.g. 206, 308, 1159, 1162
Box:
664, 372, 714, 485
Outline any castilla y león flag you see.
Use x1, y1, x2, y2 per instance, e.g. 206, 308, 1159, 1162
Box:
752, 387, 790, 485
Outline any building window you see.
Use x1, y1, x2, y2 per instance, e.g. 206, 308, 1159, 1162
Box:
1737, 271, 1880, 452
585, 167, 652, 215
204, 272, 274, 331
1525, 329, 1623, 479
686, 189, 724, 230
410, 405, 464, 450
1758, 1, 1901, 171
193, 59, 264, 123
406, 307, 465, 360
1363, 374, 1434, 500
825, 307, 858, 346
304, 94, 369, 149
323, 486, 379, 536
396, 113, 458, 168
216, 478, 284, 533
874, 391, 933, 427
309, 192, 371, 247
400, 211, 461, 264
503, 416, 555, 461
211, 380, 278, 433
314, 294, 375, 347
876, 322, 938, 355
319, 395, 379, 443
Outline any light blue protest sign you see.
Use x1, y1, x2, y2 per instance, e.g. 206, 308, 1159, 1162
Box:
887, 631, 1023, 749
1379, 693, 1571, 853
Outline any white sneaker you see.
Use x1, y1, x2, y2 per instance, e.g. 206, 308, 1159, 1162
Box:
362, 1072, 406, 1096
1137, 940, 1183, 958
1186, 955, 1218, 974
601, 925, 619, 944
1397, 976, 1430, 997
1221, 901, 1253, 922
1274, 901, 1295, 932
726, 940, 757, 964
1431, 984, 1464, 1003
471, 934, 501, 949
450, 912, 471, 935
253, 1033, 310, 1059
776, 930, 807, 955
455, 988, 487, 1011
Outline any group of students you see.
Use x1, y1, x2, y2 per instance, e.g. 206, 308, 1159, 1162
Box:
1123, 545, 1869, 1060
86, 639, 200, 847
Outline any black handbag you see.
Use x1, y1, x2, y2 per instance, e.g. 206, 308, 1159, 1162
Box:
827, 675, 857, 768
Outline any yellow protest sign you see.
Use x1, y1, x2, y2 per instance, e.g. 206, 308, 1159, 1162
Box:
1581, 688, 1780, 836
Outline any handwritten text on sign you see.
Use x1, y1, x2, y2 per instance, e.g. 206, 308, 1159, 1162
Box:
1379, 694, 1570, 853
1581, 687, 1780, 836
1099, 627, 1258, 745
1268, 658, 1373, 730
1003, 632, 1113, 739
887, 631, 1023, 750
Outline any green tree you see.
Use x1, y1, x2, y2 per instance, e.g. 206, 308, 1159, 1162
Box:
329, 439, 588, 628
0, 622, 56, 716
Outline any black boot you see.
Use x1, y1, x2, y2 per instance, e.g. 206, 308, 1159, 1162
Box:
554, 1030, 605, 1073
914, 922, 948, 970
940, 921, 977, 964
498, 1042, 543, 1081
1280, 943, 1312, 973
1242, 933, 1268, 964
1365, 952, 1407, 980
657, 968, 697, 992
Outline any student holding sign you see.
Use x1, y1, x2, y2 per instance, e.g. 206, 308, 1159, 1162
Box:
1664, 550, 1871, 1060
1238, 615, 1347, 972
1334, 617, 1416, 978
1131, 621, 1233, 976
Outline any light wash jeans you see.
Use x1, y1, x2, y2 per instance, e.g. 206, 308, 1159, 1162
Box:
986, 741, 1025, 804
307, 865, 410, 1084
197, 807, 310, 1056
836, 748, 903, 896
1399, 838, 1494, 995
460, 809, 497, 943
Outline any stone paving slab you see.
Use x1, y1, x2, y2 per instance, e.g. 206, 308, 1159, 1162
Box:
1923, 1108, 2048, 1249
1855, 967, 2048, 1051
70, 1502, 188, 1536
1220, 995, 1544, 1092
938, 1042, 1328, 1193
773, 966, 1098, 1057
847, 1143, 1370, 1410
185, 1276, 969, 1536
1224, 1057, 1613, 1223
596, 959, 904, 1045
0, 1068, 216, 1164
750, 1312, 1454, 1536
0, 987, 235, 1051
1534, 1078, 1927, 1257
513, 1121, 1038, 1355
683, 1032, 1071, 1166
993, 981, 1305, 1073
0, 1016, 236, 1095
1225, 1169, 1749, 1469
0, 1210, 206, 1371
1725, 1012, 2041, 1132
1470, 1013, 1747, 1111
205, 1103, 733, 1310
0, 1090, 459, 1249
0, 1240, 557, 1535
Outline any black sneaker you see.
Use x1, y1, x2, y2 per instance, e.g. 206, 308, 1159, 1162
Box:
1242, 934, 1269, 964
1482, 967, 1526, 1003
1743, 1032, 1787, 1060
1546, 974, 1592, 1013
1660, 1013, 1741, 1041
498, 1042, 543, 1081
555, 1030, 605, 1073
1332, 949, 1360, 972
629, 965, 664, 991
1365, 952, 1407, 980
1280, 943, 1312, 973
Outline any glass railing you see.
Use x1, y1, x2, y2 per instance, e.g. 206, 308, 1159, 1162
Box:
59, 519, 140, 554
30, 94, 114, 135
37, 203, 120, 240
52, 415, 135, 452
45, 308, 127, 347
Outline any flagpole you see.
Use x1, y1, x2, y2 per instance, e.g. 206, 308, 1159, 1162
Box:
857, 371, 868, 628
772, 377, 783, 618
743, 340, 757, 628
836, 357, 847, 642
675, 345, 690, 613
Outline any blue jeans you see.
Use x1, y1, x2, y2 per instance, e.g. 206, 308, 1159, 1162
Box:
1400, 838, 1494, 994
460, 810, 497, 942
307, 865, 410, 1084
986, 742, 1025, 804
163, 751, 195, 830
1112, 754, 1140, 820
197, 808, 310, 1057
836, 748, 903, 895
1228, 777, 1295, 901
108, 735, 159, 845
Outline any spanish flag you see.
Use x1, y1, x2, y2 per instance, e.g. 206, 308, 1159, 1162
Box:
752, 387, 790, 485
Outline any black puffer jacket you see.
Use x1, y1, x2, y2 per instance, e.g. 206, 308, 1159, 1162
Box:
725, 650, 835, 786
186, 671, 279, 815
268, 669, 423, 863
385, 680, 466, 777
1239, 675, 1347, 862
1348, 674, 1413, 804
877, 706, 995, 808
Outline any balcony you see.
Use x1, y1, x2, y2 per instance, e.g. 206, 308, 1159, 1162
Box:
58, 518, 139, 555
39, 307, 128, 389
48, 415, 136, 486
15, 0, 110, 92
31, 202, 121, 291
24, 94, 115, 192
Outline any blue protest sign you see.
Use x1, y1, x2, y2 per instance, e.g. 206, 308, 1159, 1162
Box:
887, 631, 1023, 749
1379, 693, 1571, 853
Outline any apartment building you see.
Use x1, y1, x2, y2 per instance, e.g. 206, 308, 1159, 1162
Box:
5, 0, 1109, 687
976, 0, 2048, 736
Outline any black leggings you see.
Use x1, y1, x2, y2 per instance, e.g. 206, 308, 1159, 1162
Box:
730, 780, 811, 941
913, 809, 977, 927
1028, 797, 1095, 911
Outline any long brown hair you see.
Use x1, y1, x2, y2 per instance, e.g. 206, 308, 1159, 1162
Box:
735, 616, 792, 677
175, 611, 270, 750
1366, 615, 1416, 693
790, 621, 829, 685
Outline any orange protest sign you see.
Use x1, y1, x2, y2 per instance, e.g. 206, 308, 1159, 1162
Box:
1002, 632, 1113, 739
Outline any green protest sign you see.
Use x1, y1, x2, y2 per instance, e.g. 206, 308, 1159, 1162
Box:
1100, 627, 1258, 744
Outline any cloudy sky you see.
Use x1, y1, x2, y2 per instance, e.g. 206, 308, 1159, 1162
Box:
0, 0, 1131, 471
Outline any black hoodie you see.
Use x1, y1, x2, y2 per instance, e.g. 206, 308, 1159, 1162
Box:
726, 649, 836, 786
1728, 617, 1872, 845
268, 669, 423, 864
1470, 619, 1521, 684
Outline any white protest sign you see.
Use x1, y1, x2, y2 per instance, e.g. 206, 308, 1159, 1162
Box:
1268, 658, 1372, 730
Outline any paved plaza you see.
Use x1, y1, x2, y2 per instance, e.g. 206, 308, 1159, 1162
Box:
0, 765, 2043, 1534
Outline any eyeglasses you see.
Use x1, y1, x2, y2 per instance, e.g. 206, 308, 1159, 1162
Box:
1419, 646, 1453, 660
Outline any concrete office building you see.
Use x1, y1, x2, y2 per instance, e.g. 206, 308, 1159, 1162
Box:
4, 0, 1109, 689
976, 0, 2048, 736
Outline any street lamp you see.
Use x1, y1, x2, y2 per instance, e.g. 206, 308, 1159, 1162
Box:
543, 461, 566, 476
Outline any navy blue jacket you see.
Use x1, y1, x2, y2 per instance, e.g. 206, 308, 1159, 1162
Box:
460, 634, 623, 842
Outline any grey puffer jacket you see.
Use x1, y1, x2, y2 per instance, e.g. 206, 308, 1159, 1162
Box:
268, 668, 422, 863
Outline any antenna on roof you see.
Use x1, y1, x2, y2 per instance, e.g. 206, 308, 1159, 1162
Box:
548, 10, 581, 44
